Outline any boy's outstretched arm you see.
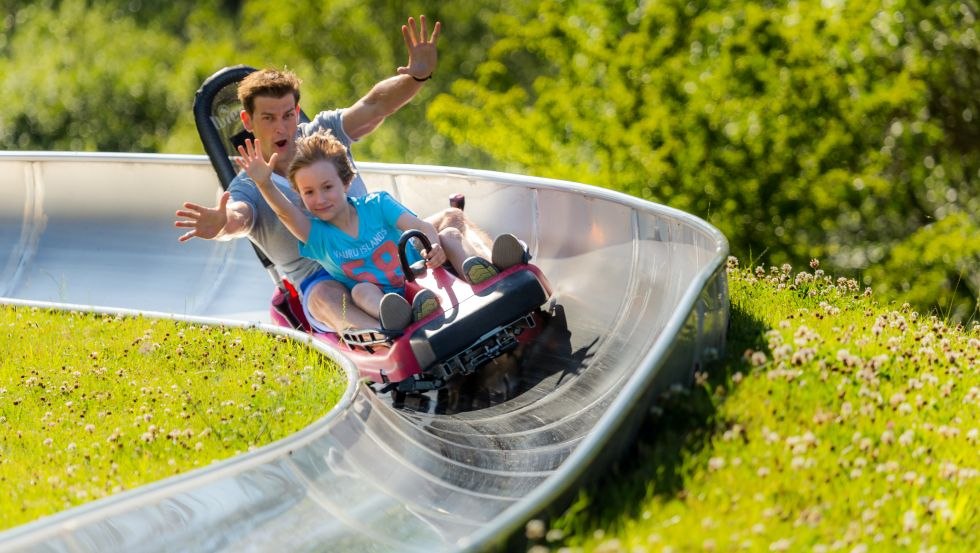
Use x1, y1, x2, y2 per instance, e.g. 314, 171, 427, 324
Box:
235, 138, 311, 243
342, 15, 441, 140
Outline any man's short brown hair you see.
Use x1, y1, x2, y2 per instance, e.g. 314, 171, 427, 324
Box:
237, 68, 302, 114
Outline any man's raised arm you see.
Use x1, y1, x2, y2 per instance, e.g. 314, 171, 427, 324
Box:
342, 15, 441, 140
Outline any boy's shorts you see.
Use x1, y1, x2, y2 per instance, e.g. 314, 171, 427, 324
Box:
299, 266, 337, 333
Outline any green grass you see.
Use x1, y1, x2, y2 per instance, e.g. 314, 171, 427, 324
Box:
0, 306, 346, 531
528, 259, 979, 552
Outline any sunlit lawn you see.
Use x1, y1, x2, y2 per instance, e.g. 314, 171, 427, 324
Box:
533, 260, 979, 552
0, 306, 346, 531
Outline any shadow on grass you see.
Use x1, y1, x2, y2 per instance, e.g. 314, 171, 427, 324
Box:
552, 301, 771, 535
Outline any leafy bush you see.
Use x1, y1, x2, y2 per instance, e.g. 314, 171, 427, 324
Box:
428, 0, 979, 320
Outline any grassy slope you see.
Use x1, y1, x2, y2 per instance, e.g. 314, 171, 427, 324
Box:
3, 261, 977, 548
530, 260, 979, 552
0, 307, 346, 531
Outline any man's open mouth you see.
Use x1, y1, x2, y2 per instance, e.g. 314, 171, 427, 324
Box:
275, 139, 288, 148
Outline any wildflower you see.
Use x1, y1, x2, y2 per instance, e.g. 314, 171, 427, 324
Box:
939, 462, 959, 480
791, 348, 816, 365
763, 427, 781, 444
937, 425, 960, 438
837, 349, 860, 368
769, 538, 792, 551
889, 392, 906, 407
772, 344, 794, 362
722, 424, 743, 442
708, 457, 725, 471
881, 430, 894, 444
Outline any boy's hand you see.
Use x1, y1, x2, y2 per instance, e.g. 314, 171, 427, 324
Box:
397, 15, 440, 80
235, 138, 277, 186
425, 242, 447, 268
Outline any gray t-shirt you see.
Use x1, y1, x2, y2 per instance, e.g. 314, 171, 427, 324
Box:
228, 108, 369, 285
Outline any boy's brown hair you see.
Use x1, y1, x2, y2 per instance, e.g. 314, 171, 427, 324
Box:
237, 68, 302, 115
288, 130, 357, 191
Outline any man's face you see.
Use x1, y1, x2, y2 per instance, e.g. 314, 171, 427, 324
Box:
241, 94, 300, 170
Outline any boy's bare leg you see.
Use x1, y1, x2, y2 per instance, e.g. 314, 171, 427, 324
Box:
307, 279, 379, 331
350, 282, 385, 321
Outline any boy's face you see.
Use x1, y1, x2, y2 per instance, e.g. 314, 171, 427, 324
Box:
293, 160, 350, 223
241, 94, 300, 170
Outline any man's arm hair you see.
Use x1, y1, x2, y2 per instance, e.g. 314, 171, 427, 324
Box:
217, 200, 255, 240
341, 74, 424, 140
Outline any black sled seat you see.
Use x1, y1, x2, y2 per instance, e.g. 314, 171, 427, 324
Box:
409, 268, 551, 378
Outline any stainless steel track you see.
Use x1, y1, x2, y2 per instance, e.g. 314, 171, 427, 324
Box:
0, 152, 729, 552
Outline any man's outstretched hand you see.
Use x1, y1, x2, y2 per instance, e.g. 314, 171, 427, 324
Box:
175, 191, 230, 242
397, 15, 441, 81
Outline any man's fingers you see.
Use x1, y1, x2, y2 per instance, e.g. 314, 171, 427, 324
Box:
418, 15, 427, 43
429, 20, 441, 43
407, 16, 419, 45
174, 216, 198, 226
401, 24, 413, 50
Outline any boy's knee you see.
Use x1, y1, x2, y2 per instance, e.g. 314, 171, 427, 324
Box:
306, 279, 351, 329
350, 282, 374, 304
308, 279, 347, 314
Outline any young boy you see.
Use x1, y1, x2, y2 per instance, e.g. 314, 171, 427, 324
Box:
236, 130, 486, 331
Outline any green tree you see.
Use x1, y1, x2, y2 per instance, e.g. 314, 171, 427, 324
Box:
428, 0, 979, 320
0, 0, 186, 152
233, 0, 501, 167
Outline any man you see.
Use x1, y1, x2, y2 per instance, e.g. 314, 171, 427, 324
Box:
175, 15, 515, 333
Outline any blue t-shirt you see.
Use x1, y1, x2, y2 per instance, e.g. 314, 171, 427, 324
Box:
299, 191, 421, 294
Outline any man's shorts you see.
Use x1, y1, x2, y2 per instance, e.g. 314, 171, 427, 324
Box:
299, 266, 337, 333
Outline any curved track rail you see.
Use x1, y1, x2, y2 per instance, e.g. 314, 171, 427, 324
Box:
0, 152, 729, 552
